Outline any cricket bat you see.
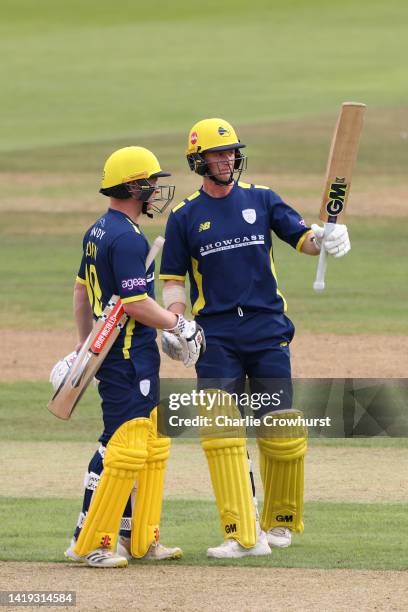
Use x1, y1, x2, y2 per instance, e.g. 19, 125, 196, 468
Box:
313, 102, 366, 292
48, 235, 165, 420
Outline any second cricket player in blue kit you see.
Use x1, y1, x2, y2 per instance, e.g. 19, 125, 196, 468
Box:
160, 118, 351, 558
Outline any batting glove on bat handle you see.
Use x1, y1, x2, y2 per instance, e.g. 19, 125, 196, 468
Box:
165, 315, 206, 367
311, 223, 351, 258
49, 351, 78, 392
161, 331, 184, 362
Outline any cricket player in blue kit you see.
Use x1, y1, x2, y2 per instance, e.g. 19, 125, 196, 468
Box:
160, 118, 351, 558
51, 146, 204, 568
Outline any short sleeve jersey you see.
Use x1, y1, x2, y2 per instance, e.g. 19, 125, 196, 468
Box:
160, 181, 311, 316
77, 208, 156, 357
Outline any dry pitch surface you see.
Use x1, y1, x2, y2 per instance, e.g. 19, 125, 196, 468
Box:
1, 563, 407, 612
1, 329, 407, 381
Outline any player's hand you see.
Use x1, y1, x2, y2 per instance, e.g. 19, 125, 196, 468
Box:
311, 223, 351, 258
49, 351, 77, 391
161, 331, 184, 362
165, 315, 206, 368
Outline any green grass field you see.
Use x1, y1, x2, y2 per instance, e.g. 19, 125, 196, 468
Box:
1, 0, 407, 153
2, 497, 407, 569
1, 216, 406, 333
0, 384, 407, 569
0, 0, 407, 576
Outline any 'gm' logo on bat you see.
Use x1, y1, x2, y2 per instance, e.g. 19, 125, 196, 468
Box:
325, 177, 348, 216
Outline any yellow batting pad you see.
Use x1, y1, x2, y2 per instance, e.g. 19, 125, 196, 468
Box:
202, 437, 257, 548
74, 418, 151, 556
200, 390, 256, 548
257, 412, 307, 533
131, 409, 171, 558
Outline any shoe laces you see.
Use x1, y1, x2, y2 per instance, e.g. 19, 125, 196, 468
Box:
96, 548, 116, 557
271, 527, 289, 537
218, 539, 239, 549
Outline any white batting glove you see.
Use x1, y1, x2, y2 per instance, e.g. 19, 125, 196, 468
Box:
161, 331, 184, 362
311, 223, 351, 258
49, 351, 77, 391
164, 315, 206, 368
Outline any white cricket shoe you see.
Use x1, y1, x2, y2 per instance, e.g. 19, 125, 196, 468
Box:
207, 530, 271, 559
64, 539, 85, 563
117, 536, 183, 561
64, 539, 128, 568
143, 542, 183, 560
85, 548, 128, 568
266, 527, 292, 548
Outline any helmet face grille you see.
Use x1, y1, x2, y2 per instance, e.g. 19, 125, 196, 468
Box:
126, 180, 175, 214
186, 150, 247, 184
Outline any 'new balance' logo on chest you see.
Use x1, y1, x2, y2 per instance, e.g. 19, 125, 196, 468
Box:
199, 221, 211, 232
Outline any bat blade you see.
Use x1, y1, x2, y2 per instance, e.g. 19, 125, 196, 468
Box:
47, 296, 128, 420
313, 102, 366, 292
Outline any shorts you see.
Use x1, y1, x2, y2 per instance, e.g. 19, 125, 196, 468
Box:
195, 309, 294, 415
96, 342, 160, 445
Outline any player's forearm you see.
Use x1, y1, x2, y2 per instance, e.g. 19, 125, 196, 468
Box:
123, 297, 178, 329
300, 232, 320, 256
73, 283, 93, 343
163, 280, 186, 315
168, 302, 186, 315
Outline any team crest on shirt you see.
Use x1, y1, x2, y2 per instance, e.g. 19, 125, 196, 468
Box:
242, 209, 256, 224
139, 379, 151, 397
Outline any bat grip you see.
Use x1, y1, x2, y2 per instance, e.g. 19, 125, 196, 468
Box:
313, 222, 336, 292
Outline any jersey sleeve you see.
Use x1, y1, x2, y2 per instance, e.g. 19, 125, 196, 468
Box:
76, 231, 89, 285
159, 211, 189, 281
267, 190, 312, 250
111, 231, 148, 304
76, 253, 87, 285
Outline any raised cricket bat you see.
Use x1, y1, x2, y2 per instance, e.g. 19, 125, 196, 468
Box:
48, 235, 165, 420
313, 102, 366, 292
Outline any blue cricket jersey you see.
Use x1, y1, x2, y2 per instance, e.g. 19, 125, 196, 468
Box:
77, 208, 156, 358
159, 181, 311, 316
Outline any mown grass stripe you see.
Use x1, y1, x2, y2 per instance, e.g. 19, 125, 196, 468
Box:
0, 498, 407, 569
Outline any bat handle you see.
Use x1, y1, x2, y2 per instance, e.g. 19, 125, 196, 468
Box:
313, 222, 336, 292
145, 235, 165, 271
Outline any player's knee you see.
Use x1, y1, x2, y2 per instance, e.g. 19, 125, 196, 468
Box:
147, 436, 171, 463
104, 418, 151, 472
257, 409, 307, 460
258, 436, 307, 461
198, 388, 246, 442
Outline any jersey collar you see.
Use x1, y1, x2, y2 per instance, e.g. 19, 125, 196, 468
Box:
199, 181, 238, 201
